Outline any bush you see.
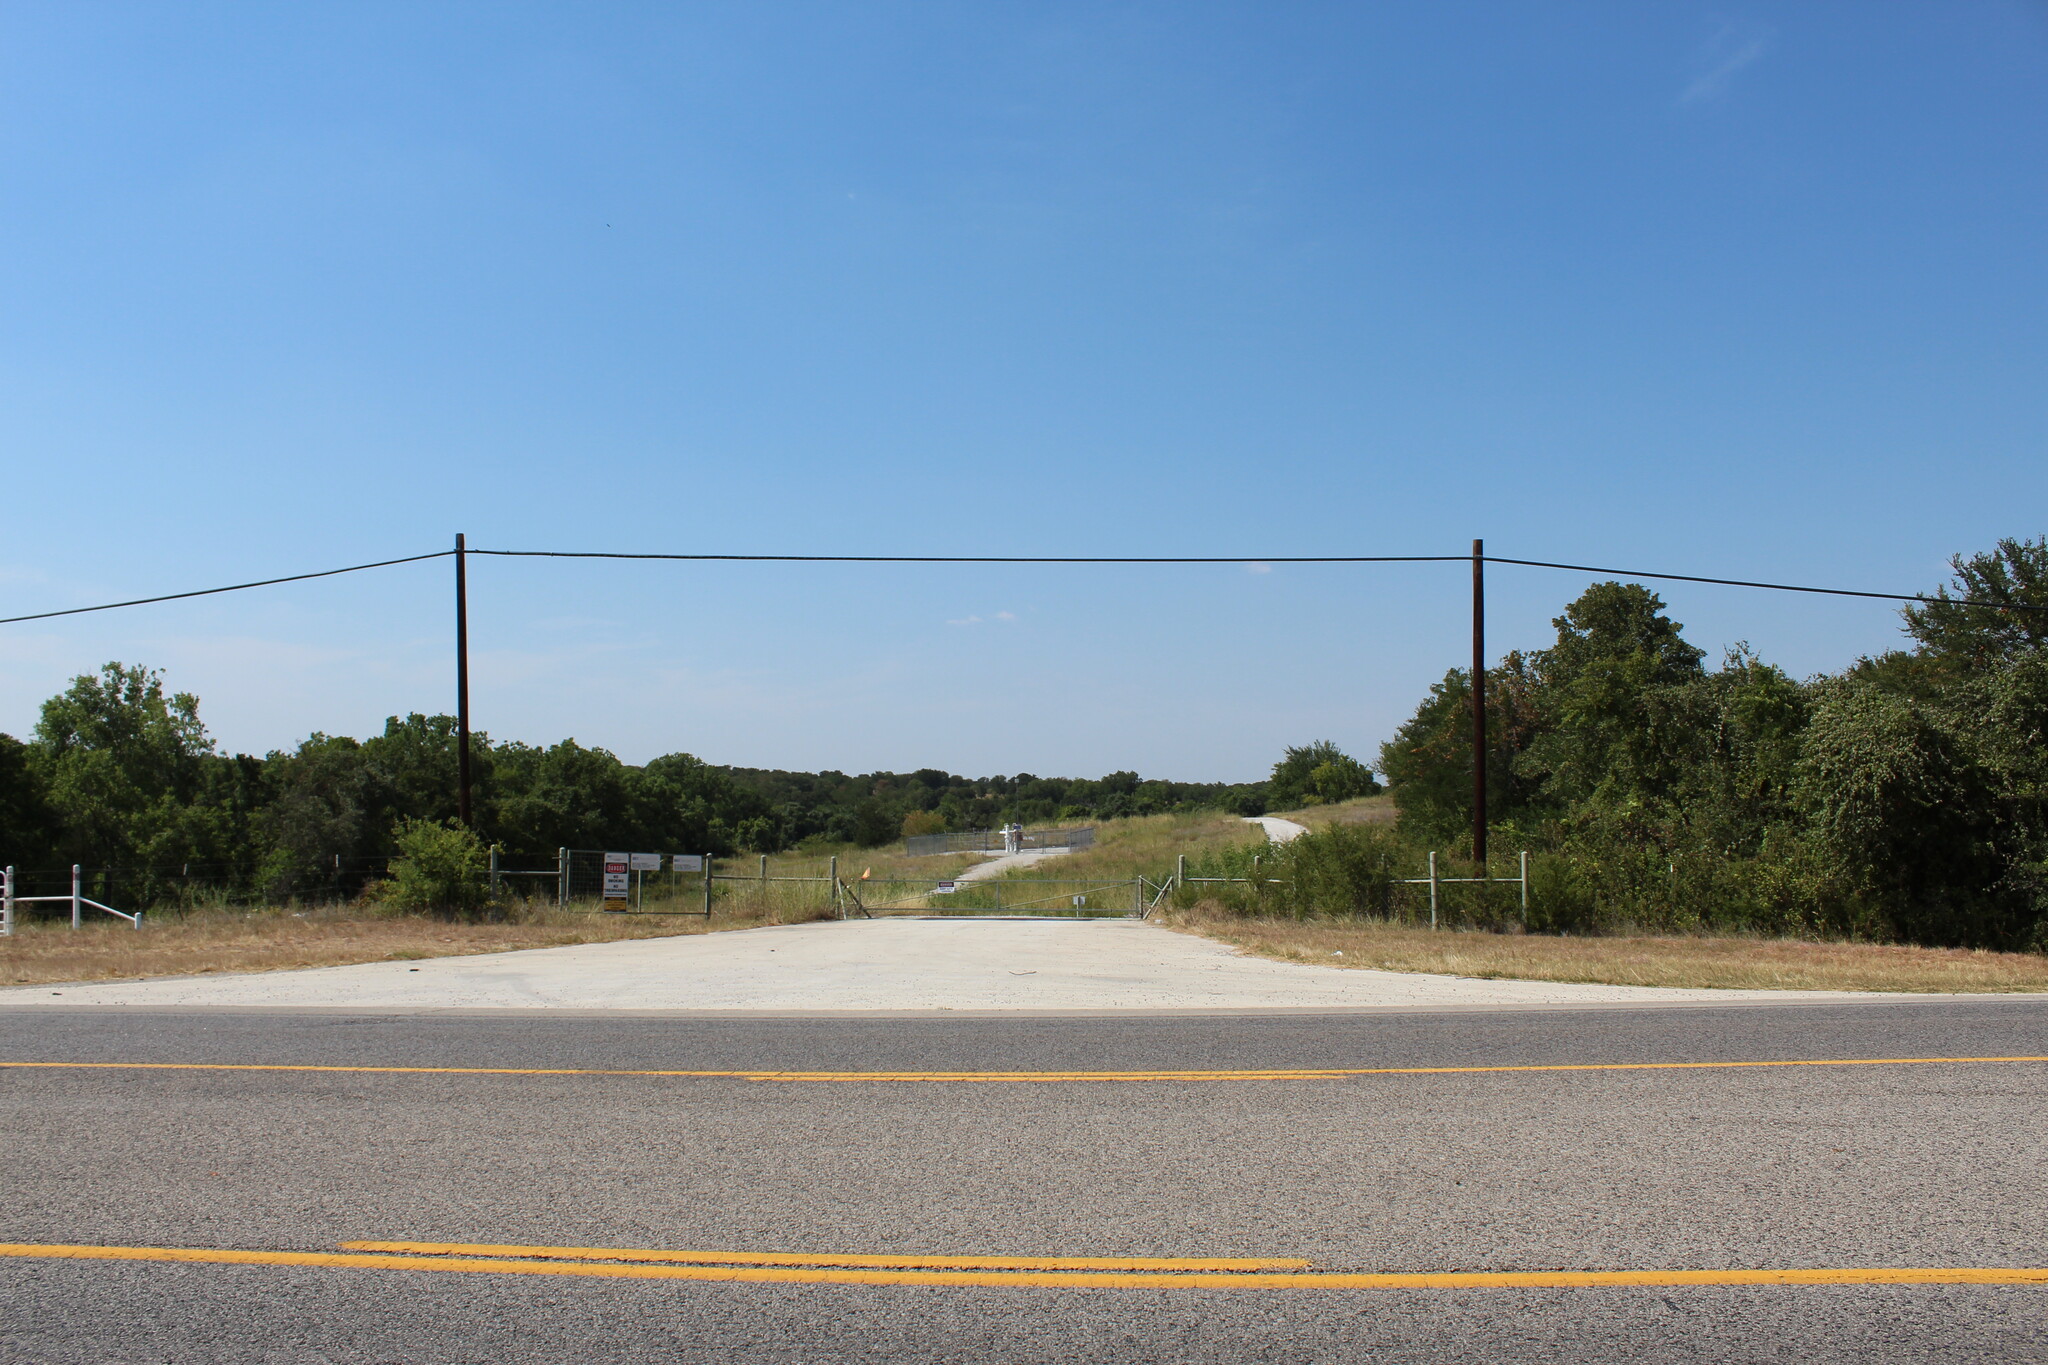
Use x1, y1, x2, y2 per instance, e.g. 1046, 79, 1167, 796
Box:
1173, 824, 1401, 920
384, 818, 495, 919
1277, 824, 1399, 918
900, 809, 946, 839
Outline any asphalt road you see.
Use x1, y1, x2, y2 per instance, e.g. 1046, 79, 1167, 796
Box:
5, 999, 2047, 1362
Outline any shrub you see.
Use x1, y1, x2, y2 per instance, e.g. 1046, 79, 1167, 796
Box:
900, 809, 946, 839
1278, 824, 1399, 919
384, 818, 494, 919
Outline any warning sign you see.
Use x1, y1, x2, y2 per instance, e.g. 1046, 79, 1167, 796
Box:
602, 853, 630, 901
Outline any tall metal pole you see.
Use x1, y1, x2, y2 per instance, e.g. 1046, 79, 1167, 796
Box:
1472, 537, 1487, 868
455, 532, 472, 826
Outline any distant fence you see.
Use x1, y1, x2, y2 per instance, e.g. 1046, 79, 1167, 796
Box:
904, 827, 1097, 857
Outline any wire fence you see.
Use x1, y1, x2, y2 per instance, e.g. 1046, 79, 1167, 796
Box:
903, 826, 1096, 857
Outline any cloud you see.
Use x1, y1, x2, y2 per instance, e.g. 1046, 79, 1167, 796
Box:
994, 610, 1017, 621
1679, 23, 1771, 105
946, 614, 983, 627
1246, 563, 1273, 575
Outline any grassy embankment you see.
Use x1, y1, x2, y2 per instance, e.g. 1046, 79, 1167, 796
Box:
1144, 797, 2048, 993
0, 842, 984, 989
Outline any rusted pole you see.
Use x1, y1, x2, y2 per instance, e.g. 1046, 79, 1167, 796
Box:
1472, 537, 1487, 868
455, 531, 472, 826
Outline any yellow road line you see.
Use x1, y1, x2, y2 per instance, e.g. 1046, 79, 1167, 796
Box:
2, 1056, 2045, 1082
4, 1243, 2047, 1289
340, 1241, 1308, 1271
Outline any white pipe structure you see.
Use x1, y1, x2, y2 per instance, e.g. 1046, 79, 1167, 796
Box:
1, 865, 141, 930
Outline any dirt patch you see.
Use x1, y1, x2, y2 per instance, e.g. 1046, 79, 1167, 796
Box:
1171, 910, 2048, 993
0, 901, 830, 989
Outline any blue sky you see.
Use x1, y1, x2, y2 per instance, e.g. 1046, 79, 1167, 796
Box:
1, 2, 2043, 781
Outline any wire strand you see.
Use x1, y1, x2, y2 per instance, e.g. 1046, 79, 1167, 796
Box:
475, 548, 2048, 610
0, 551, 455, 625
4, 546, 2044, 624
1482, 557, 2048, 610
470, 551, 1465, 564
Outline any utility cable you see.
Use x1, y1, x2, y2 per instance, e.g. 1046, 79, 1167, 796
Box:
476, 548, 2048, 610
4, 546, 2044, 625
1482, 557, 2048, 610
0, 551, 455, 625
469, 551, 1464, 564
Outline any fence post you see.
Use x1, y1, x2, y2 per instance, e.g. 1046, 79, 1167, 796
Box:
829, 856, 839, 918
490, 847, 500, 895
1519, 850, 1529, 924
558, 848, 568, 908
3, 865, 12, 937
1428, 851, 1438, 930
71, 864, 82, 930
1176, 854, 1186, 893
702, 855, 713, 917
1132, 877, 1143, 916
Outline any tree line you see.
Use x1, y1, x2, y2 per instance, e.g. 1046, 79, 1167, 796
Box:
0, 666, 1376, 905
1370, 537, 2048, 949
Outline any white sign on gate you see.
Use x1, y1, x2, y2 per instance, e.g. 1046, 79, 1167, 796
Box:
671, 854, 704, 873
628, 853, 662, 871
602, 855, 630, 901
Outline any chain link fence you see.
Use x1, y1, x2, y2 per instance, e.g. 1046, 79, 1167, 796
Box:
903, 826, 1097, 857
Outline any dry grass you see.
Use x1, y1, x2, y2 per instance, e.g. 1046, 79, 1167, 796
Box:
0, 898, 832, 989
1013, 810, 1266, 883
1171, 909, 2048, 993
1268, 794, 1398, 827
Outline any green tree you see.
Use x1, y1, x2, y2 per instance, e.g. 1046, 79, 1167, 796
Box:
1800, 683, 2004, 945
359, 713, 490, 842
1378, 653, 1541, 845
30, 663, 226, 877
254, 734, 372, 900
0, 733, 60, 867
1518, 584, 1708, 812
1538, 582, 1707, 691
1266, 742, 1379, 810
1902, 536, 2048, 669
491, 739, 637, 855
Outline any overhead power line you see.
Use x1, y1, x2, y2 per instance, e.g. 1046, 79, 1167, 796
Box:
2, 545, 2043, 626
469, 550, 1466, 565
0, 551, 454, 625
1481, 557, 2039, 608
474, 548, 2048, 610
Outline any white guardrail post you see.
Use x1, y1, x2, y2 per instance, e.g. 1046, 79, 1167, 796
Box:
1427, 852, 1438, 929
3, 865, 13, 937
71, 864, 81, 930
1520, 850, 1529, 923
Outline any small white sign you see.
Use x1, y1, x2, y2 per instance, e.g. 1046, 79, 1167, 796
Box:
671, 854, 704, 873
602, 858, 630, 900
629, 853, 662, 871
932, 881, 957, 894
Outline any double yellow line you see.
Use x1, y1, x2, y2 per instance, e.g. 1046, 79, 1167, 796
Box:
4, 1241, 2046, 1289
5, 1055, 2047, 1083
